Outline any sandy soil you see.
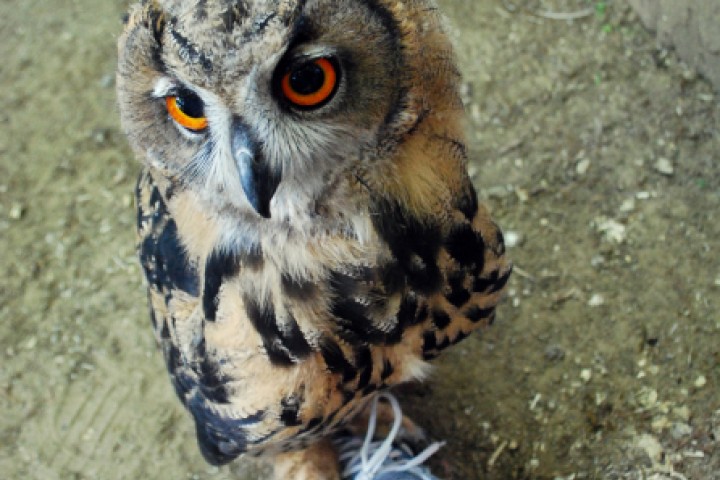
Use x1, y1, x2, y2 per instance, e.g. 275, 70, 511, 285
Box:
1, 1, 718, 479
629, 0, 720, 90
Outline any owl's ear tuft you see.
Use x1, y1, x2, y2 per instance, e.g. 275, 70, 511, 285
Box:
121, 2, 166, 48
145, 1, 166, 46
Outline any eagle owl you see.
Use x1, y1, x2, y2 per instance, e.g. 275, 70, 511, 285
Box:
117, 0, 511, 477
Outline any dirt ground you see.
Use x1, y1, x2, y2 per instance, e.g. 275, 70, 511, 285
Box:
1, 1, 718, 479
629, 0, 720, 90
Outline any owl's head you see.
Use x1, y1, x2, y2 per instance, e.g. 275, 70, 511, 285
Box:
117, 0, 462, 228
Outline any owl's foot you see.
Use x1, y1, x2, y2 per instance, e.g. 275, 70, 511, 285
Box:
334, 393, 444, 479
272, 438, 341, 480
344, 393, 430, 454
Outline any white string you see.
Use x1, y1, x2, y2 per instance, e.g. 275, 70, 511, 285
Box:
336, 392, 445, 480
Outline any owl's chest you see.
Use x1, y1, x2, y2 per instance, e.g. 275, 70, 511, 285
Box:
203, 232, 392, 355
184, 231, 422, 455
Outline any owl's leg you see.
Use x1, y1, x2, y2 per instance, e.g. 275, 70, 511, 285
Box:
272, 438, 340, 480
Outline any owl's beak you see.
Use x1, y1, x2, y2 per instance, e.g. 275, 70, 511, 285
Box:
231, 119, 280, 219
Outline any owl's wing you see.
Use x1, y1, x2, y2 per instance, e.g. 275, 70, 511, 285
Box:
136, 170, 260, 465
136, 170, 355, 465
418, 192, 512, 360
136, 169, 200, 345
358, 177, 512, 362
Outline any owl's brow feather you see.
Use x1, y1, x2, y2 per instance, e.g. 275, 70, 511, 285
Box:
164, 0, 309, 72
168, 26, 214, 72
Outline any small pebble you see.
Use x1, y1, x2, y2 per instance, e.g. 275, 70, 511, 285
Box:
24, 336, 37, 350
580, 369, 592, 382
672, 406, 691, 422
504, 230, 523, 248
698, 93, 715, 102
515, 188, 529, 203
694, 375, 707, 388
597, 218, 627, 243
636, 434, 664, 462
654, 158, 674, 176
576, 159, 591, 176
681, 69, 698, 82
638, 387, 658, 409
485, 185, 511, 199
544, 345, 566, 362
588, 294, 605, 307
671, 422, 692, 439
9, 203, 25, 220
619, 198, 636, 213
92, 128, 109, 145
651, 416, 671, 432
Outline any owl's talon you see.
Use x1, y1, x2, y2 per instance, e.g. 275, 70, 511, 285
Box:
344, 394, 431, 453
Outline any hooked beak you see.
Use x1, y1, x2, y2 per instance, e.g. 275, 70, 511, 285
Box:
231, 118, 281, 219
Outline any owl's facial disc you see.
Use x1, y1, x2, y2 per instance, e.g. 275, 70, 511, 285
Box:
119, 0, 407, 223
231, 117, 281, 219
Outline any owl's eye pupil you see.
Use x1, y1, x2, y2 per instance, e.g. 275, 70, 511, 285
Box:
166, 88, 208, 132
176, 90, 204, 119
279, 57, 339, 109
289, 63, 326, 96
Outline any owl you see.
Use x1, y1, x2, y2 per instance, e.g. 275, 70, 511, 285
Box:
117, 0, 511, 478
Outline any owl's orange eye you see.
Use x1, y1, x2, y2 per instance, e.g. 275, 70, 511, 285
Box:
166, 89, 208, 132
280, 57, 339, 109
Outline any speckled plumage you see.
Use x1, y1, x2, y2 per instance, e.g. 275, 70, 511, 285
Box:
118, 0, 511, 477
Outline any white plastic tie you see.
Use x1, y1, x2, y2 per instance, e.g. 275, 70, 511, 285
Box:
336, 392, 445, 480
